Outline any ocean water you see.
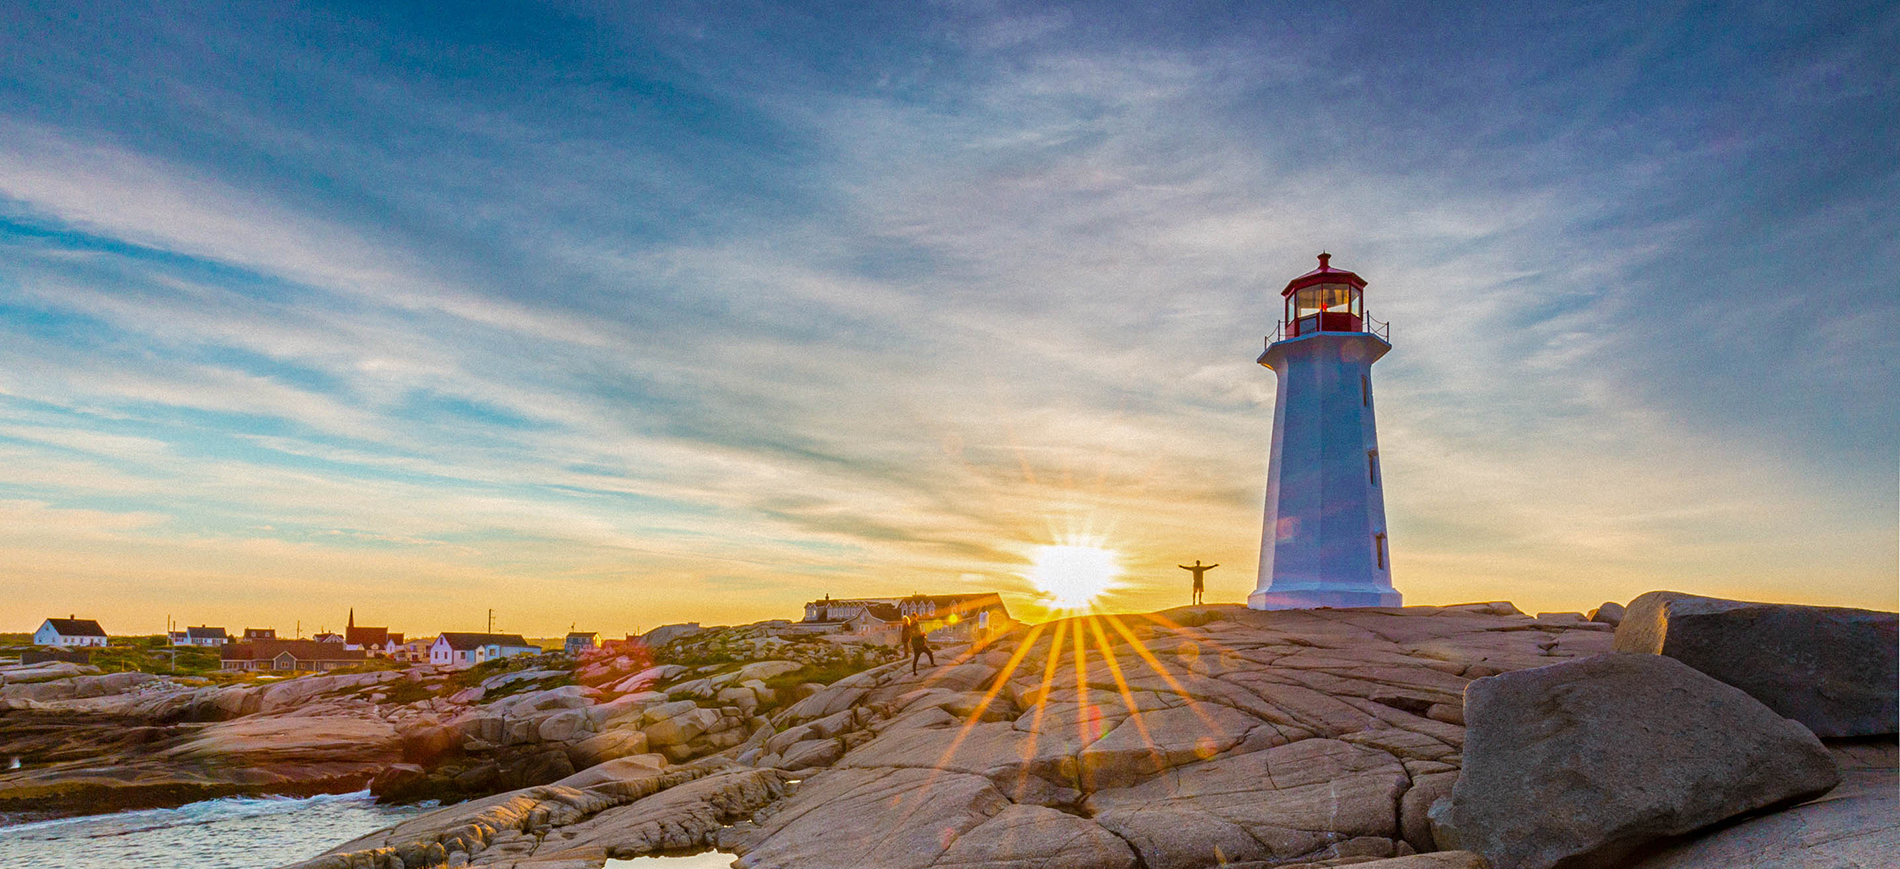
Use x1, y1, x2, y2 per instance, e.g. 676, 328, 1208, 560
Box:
0, 791, 746, 868
607, 853, 737, 868
0, 791, 428, 869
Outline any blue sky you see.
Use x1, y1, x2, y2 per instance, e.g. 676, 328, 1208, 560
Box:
1, 1, 1894, 636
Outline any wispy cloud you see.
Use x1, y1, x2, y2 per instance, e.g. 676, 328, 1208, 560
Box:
0, 1, 1892, 634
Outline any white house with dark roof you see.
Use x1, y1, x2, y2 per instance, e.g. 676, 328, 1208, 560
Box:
34, 616, 108, 648
170, 626, 230, 647
430, 632, 540, 668
564, 631, 601, 656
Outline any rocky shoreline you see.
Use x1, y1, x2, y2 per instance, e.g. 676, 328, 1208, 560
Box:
5, 593, 1895, 869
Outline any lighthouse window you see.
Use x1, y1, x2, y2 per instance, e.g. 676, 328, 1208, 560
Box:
1322, 286, 1354, 313
1368, 450, 1381, 486
1294, 288, 1325, 319
1374, 533, 1388, 569
1361, 375, 1370, 406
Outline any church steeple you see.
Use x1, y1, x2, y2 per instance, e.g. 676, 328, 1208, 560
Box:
348, 608, 355, 629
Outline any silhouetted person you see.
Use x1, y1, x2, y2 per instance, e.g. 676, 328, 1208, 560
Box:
1180, 560, 1218, 605
910, 622, 935, 674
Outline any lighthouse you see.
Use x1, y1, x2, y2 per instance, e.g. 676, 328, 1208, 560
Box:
1249, 253, 1401, 610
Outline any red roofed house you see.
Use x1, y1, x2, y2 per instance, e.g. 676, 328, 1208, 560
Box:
343, 609, 404, 657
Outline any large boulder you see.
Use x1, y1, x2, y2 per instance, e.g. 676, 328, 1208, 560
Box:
1622, 755, 1897, 868
645, 704, 721, 747
1613, 591, 1898, 737
1450, 653, 1840, 869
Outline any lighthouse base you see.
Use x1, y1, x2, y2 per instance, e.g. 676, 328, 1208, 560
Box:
1249, 589, 1403, 610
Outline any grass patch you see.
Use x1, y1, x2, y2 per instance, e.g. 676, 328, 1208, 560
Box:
84, 642, 225, 676
376, 678, 444, 705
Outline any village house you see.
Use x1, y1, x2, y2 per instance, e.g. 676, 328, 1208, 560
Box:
429, 632, 540, 668
243, 628, 276, 640
312, 631, 345, 644
795, 592, 1015, 645
391, 636, 432, 663
844, 603, 903, 637
33, 616, 108, 648
169, 626, 230, 647
342, 609, 404, 657
600, 634, 647, 655
565, 631, 601, 656
219, 639, 367, 672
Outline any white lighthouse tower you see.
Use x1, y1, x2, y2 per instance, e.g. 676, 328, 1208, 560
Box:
1249, 253, 1401, 610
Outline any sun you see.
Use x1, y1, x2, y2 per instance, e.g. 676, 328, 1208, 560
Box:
1027, 544, 1123, 611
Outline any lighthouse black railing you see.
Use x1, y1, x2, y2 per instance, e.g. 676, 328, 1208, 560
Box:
1269, 313, 1390, 345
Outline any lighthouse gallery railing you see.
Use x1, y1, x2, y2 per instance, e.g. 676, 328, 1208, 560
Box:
1268, 313, 1390, 346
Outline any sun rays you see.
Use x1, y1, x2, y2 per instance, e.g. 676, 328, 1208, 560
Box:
890, 607, 1244, 822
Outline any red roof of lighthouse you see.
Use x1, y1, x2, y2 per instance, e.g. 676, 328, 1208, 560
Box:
1281, 252, 1367, 296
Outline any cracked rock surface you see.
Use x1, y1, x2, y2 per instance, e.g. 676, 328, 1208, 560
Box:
278, 602, 1620, 869
727, 602, 1610, 869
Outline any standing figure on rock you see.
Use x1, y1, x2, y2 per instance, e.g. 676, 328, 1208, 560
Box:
909, 620, 934, 674
1180, 560, 1218, 605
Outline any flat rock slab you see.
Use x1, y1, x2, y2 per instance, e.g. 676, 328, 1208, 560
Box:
735, 767, 1010, 869
1614, 591, 1898, 737
734, 603, 1611, 868
1086, 738, 1407, 869
1450, 653, 1840, 869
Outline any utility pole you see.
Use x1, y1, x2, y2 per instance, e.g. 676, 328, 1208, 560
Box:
487, 609, 496, 633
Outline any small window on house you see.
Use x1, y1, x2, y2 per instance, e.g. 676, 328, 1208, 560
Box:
1374, 533, 1388, 570
1368, 450, 1381, 486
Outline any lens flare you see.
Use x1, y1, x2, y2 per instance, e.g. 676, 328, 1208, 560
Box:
1026, 544, 1122, 611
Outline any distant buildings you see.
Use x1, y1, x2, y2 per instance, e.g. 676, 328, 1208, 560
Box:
243, 628, 276, 641
220, 639, 368, 672
797, 593, 1014, 645
33, 616, 108, 648
393, 636, 432, 663
430, 632, 540, 668
169, 626, 230, 647
343, 609, 405, 656
565, 631, 601, 656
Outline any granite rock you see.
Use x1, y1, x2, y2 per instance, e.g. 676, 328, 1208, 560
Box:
1613, 591, 1898, 737
1450, 652, 1840, 869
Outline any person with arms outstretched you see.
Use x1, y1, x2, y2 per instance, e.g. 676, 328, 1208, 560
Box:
1179, 560, 1218, 605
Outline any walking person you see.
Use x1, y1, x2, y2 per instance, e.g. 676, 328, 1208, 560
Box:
1179, 560, 1218, 605
909, 620, 935, 674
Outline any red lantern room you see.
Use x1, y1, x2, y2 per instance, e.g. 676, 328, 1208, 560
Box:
1281, 252, 1368, 338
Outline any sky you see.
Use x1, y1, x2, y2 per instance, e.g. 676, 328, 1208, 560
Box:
1, 1, 1895, 638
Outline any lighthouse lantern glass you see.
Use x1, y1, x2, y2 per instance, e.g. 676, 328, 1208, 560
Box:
1286, 282, 1363, 337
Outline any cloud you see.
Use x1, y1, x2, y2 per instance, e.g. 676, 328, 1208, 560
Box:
0, 2, 1891, 634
